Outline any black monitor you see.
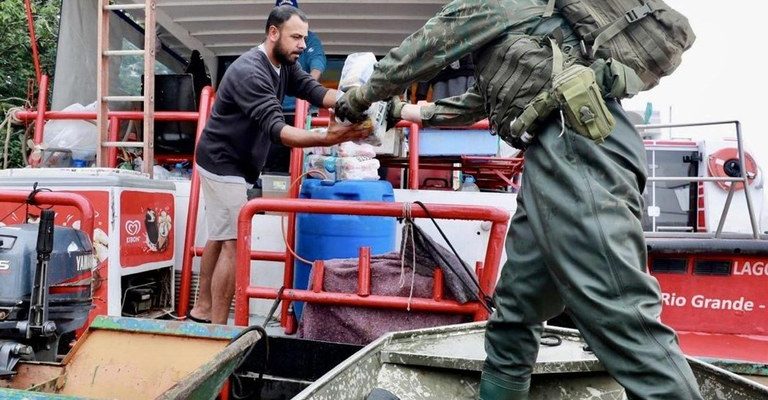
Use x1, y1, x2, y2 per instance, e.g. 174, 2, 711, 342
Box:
152, 74, 197, 154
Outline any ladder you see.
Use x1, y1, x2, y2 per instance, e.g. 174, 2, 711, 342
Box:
96, 0, 156, 176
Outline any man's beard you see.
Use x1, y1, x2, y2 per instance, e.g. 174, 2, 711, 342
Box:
274, 41, 299, 66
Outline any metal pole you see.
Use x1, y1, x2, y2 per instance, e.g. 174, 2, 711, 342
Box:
24, 0, 42, 83
715, 184, 736, 238
30, 75, 48, 166
735, 121, 761, 238
652, 149, 657, 232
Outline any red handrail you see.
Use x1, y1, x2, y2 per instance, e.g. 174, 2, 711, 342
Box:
177, 86, 214, 318
0, 191, 95, 238
233, 198, 509, 328
16, 111, 200, 122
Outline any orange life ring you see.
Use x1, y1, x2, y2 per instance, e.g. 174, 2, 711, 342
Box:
707, 148, 757, 190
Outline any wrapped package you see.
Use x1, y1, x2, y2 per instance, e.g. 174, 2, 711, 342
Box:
304, 154, 380, 181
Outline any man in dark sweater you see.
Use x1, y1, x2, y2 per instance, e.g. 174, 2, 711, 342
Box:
189, 5, 370, 325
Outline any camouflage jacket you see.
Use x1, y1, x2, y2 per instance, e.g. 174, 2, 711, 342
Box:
360, 0, 580, 130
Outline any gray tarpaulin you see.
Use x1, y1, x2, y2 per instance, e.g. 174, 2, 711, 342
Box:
298, 252, 472, 345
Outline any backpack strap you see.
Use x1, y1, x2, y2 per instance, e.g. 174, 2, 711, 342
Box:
549, 38, 565, 79
543, 0, 556, 18
588, 3, 655, 56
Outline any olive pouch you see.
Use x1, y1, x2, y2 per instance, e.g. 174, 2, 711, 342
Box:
551, 63, 615, 143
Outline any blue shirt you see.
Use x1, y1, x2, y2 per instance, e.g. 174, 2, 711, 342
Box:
282, 31, 326, 113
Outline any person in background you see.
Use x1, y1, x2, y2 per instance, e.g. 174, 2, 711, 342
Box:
188, 5, 369, 326
264, 0, 328, 173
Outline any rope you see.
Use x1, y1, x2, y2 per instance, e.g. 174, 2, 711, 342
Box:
398, 202, 418, 310
7, 106, 26, 125
0, 106, 28, 169
280, 169, 330, 266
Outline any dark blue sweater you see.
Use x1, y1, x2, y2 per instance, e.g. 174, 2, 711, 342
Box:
195, 47, 327, 184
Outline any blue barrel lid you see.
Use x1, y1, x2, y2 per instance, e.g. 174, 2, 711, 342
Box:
300, 179, 394, 202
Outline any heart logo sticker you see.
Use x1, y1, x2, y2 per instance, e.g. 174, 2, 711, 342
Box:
125, 220, 141, 236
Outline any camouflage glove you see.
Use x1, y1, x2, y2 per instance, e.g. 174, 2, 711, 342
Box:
386, 96, 405, 131
335, 86, 372, 124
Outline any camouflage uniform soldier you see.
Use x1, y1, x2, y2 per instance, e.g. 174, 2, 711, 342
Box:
335, 1, 704, 399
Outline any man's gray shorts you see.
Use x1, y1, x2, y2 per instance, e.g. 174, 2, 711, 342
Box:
200, 174, 248, 241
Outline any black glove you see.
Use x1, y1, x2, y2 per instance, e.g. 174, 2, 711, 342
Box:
334, 86, 371, 124
386, 96, 405, 131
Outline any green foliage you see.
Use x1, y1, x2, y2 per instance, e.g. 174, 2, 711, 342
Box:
0, 0, 61, 169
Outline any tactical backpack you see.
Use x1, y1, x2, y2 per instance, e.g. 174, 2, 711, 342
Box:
544, 0, 696, 90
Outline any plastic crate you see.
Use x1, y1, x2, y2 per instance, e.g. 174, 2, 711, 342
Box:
418, 129, 498, 156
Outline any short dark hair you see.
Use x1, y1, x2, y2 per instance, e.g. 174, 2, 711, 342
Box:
265, 5, 307, 34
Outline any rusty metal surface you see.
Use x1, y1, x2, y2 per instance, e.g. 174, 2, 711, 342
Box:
158, 329, 262, 400
0, 362, 64, 391
0, 317, 262, 400
88, 316, 243, 340
703, 357, 768, 377
300, 322, 768, 400
58, 329, 227, 399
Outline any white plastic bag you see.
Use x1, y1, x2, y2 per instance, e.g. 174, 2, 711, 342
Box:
336, 53, 387, 146
336, 156, 380, 180
43, 102, 99, 160
338, 52, 377, 92
338, 142, 376, 158
304, 155, 380, 181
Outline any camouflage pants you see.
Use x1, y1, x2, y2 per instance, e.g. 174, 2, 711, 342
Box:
482, 100, 703, 399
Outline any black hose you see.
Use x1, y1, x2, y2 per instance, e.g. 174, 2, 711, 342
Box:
412, 201, 495, 313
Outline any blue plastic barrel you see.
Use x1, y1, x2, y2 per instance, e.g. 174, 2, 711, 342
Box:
294, 179, 396, 319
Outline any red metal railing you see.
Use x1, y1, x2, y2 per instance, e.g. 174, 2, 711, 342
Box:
0, 191, 95, 238
177, 86, 215, 318
15, 88, 207, 168
176, 99, 508, 320
233, 198, 509, 329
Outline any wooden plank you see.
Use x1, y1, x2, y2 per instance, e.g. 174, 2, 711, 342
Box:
96, 0, 110, 168
143, 1, 157, 177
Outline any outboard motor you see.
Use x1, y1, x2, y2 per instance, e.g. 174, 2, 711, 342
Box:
0, 210, 94, 377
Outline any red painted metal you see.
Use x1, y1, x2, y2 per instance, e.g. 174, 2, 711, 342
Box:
312, 260, 325, 293
177, 86, 214, 318
358, 247, 371, 297
193, 246, 287, 262
246, 286, 482, 314
15, 110, 200, 122
281, 100, 308, 327
652, 254, 768, 337
24, 0, 42, 83
30, 74, 49, 165
108, 116, 119, 168
0, 191, 94, 238
408, 124, 420, 189
433, 268, 444, 302
233, 198, 509, 327
677, 331, 768, 364
474, 261, 488, 320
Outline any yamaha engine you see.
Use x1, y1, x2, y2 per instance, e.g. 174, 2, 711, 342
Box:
0, 210, 94, 377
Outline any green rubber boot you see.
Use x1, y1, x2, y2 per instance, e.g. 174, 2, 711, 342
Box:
478, 371, 529, 400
